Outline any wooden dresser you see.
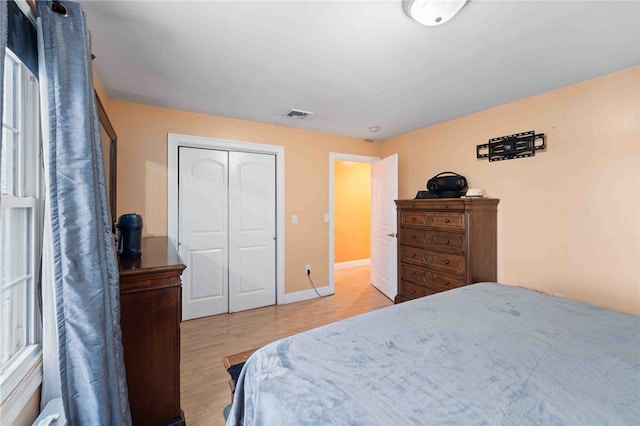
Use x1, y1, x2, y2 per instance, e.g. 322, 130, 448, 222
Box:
395, 198, 498, 303
119, 236, 186, 425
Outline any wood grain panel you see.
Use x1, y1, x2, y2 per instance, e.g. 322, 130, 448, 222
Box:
395, 198, 498, 303
400, 228, 465, 253
119, 237, 186, 426
400, 246, 466, 275
401, 211, 465, 231
401, 263, 464, 291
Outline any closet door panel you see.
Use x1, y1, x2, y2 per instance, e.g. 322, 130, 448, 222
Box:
228, 152, 276, 312
179, 147, 229, 319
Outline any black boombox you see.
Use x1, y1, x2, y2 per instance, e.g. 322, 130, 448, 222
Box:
416, 171, 468, 199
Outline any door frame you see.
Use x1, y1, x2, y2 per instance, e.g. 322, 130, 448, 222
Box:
328, 152, 379, 292
168, 133, 285, 305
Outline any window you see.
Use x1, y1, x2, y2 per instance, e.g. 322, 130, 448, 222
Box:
0, 48, 42, 405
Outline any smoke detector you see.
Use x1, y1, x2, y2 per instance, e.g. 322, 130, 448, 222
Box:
285, 109, 314, 119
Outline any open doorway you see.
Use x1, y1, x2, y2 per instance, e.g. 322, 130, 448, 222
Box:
334, 160, 371, 269
328, 153, 378, 290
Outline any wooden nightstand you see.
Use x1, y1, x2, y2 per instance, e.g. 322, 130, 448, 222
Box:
222, 348, 258, 402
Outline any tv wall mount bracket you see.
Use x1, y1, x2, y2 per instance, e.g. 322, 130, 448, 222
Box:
476, 130, 546, 162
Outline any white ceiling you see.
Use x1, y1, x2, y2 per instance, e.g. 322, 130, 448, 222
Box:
81, 1, 640, 140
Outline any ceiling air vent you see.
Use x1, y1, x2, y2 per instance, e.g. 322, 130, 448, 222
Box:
285, 109, 314, 119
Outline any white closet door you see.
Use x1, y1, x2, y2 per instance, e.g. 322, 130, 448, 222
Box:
179, 147, 229, 320
228, 152, 276, 312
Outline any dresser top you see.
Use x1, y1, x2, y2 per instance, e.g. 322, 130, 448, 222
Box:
395, 198, 499, 211
118, 236, 185, 277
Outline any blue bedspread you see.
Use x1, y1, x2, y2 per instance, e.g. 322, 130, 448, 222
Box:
226, 283, 640, 425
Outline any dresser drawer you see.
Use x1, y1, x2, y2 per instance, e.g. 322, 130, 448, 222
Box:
397, 200, 465, 211
399, 280, 435, 300
401, 211, 464, 231
401, 264, 464, 292
400, 246, 465, 275
400, 229, 464, 253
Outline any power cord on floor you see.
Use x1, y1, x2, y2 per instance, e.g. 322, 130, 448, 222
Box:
307, 270, 332, 297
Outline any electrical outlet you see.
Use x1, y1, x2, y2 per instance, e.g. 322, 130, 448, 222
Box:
305, 265, 311, 274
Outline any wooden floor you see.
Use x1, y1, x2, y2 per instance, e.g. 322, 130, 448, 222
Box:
180, 265, 392, 425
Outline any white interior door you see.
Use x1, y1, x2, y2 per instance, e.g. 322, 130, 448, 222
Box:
228, 152, 276, 312
179, 147, 229, 319
370, 154, 398, 300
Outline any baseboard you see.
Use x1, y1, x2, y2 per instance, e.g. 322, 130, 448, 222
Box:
334, 258, 370, 270
280, 258, 371, 304
282, 285, 334, 304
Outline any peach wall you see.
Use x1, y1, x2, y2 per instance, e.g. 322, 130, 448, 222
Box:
334, 161, 371, 263
110, 101, 382, 293
381, 66, 640, 315
92, 69, 110, 116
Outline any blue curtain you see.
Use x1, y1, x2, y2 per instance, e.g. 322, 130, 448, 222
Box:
36, 1, 131, 424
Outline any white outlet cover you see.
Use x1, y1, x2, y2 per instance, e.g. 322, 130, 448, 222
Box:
323, 213, 329, 222
292, 214, 298, 224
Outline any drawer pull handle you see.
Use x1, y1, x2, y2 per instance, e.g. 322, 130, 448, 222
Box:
412, 235, 417, 240
444, 239, 450, 244
409, 289, 416, 295
411, 217, 417, 222
444, 219, 450, 224
411, 253, 416, 258
444, 204, 449, 208
410, 271, 416, 276
444, 281, 450, 286
444, 260, 450, 265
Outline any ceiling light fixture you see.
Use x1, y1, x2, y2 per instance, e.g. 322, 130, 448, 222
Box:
369, 126, 380, 133
403, 0, 468, 26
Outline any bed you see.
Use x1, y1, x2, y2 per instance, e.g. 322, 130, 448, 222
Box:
226, 283, 640, 425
